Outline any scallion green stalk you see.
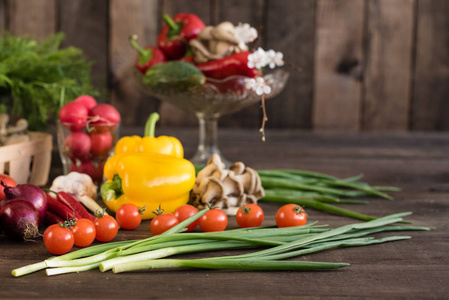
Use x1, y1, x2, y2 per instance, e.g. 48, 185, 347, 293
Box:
112, 258, 349, 273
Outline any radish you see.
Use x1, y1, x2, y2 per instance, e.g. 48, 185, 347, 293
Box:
59, 102, 89, 131
88, 104, 120, 133
71, 161, 104, 183
64, 131, 92, 160
71, 161, 96, 181
90, 131, 113, 158
73, 95, 97, 111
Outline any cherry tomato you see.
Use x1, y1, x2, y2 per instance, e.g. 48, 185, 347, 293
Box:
199, 209, 228, 232
94, 214, 119, 242
173, 205, 199, 232
0, 174, 17, 200
275, 204, 307, 228
235, 204, 264, 228
116, 203, 143, 230
71, 218, 96, 247
43, 224, 74, 255
150, 213, 179, 235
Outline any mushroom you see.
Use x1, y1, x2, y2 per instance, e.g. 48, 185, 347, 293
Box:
189, 154, 265, 215
189, 21, 248, 64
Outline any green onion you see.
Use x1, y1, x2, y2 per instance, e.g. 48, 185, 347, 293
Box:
12, 210, 434, 277
112, 259, 349, 273
262, 190, 379, 221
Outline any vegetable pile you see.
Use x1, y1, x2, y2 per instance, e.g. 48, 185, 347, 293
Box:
0, 14, 435, 279
3, 115, 435, 277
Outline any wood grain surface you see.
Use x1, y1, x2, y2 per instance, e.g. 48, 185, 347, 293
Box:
363, 0, 414, 131
1, 128, 448, 299
412, 0, 449, 130
313, 0, 364, 131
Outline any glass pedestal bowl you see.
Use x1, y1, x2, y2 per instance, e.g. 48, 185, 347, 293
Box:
140, 68, 289, 166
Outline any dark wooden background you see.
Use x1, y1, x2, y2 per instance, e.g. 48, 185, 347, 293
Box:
1, 0, 449, 131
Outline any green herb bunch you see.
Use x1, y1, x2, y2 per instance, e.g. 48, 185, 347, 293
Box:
0, 32, 99, 131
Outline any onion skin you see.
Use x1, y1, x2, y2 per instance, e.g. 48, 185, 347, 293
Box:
2, 183, 48, 223
0, 199, 41, 240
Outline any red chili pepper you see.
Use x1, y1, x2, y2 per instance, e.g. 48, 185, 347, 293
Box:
196, 51, 258, 80
56, 191, 95, 222
129, 35, 166, 74
47, 194, 82, 220
44, 211, 65, 225
157, 13, 205, 60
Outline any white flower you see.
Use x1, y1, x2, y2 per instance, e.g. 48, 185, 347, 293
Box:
247, 48, 267, 69
247, 48, 284, 70
245, 76, 271, 96
235, 23, 258, 47
266, 49, 284, 69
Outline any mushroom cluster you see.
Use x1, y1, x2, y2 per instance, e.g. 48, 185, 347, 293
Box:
189, 21, 249, 64
189, 154, 265, 215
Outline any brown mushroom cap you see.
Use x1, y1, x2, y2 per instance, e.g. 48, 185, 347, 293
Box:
189, 154, 265, 215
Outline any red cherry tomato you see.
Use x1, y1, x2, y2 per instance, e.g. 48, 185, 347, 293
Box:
199, 209, 228, 232
71, 218, 96, 247
94, 214, 119, 242
173, 205, 199, 232
275, 204, 307, 228
150, 213, 179, 235
235, 204, 264, 228
43, 224, 74, 255
0, 174, 17, 200
116, 203, 143, 230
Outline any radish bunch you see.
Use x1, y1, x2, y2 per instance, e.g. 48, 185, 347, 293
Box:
59, 95, 120, 183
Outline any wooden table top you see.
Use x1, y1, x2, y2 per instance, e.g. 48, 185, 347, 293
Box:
1, 128, 448, 299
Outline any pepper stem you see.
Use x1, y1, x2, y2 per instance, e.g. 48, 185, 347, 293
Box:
101, 174, 123, 202
144, 112, 160, 137
163, 14, 181, 36
129, 34, 153, 63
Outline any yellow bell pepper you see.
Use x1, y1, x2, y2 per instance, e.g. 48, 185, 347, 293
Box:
113, 112, 184, 158
101, 112, 195, 219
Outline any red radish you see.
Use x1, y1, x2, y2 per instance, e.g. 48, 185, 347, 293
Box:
2, 182, 48, 222
73, 95, 97, 111
0, 199, 41, 240
90, 131, 113, 158
59, 102, 89, 131
93, 161, 105, 183
88, 104, 120, 133
64, 132, 92, 160
70, 160, 103, 183
71, 160, 96, 176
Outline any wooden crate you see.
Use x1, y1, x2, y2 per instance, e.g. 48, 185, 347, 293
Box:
0, 132, 53, 186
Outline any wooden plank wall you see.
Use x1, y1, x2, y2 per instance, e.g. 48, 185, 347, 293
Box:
1, 0, 449, 131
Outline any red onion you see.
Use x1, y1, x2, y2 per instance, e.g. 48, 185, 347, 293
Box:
2, 182, 48, 223
0, 199, 41, 240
